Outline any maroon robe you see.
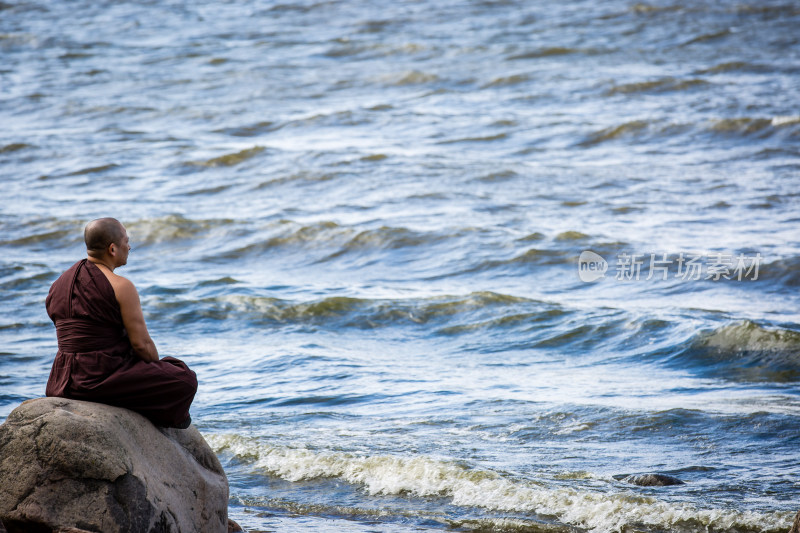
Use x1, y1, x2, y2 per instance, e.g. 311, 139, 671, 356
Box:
45, 259, 197, 428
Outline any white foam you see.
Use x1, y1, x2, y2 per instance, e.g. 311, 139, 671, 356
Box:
207, 434, 791, 532
771, 115, 800, 127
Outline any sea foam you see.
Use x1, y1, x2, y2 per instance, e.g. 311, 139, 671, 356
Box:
207, 434, 790, 532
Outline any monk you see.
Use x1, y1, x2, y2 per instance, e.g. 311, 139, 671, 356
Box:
45, 218, 197, 428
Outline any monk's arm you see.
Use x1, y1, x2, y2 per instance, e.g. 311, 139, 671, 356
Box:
115, 278, 159, 363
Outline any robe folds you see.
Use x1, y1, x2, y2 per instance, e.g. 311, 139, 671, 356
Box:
45, 259, 197, 428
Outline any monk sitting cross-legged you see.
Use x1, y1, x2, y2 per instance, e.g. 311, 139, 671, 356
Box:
45, 217, 197, 429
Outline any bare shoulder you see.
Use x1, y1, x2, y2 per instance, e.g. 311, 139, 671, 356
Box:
88, 262, 141, 308
106, 273, 139, 302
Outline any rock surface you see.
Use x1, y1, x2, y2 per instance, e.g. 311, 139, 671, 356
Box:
621, 473, 685, 487
789, 510, 800, 533
0, 397, 229, 533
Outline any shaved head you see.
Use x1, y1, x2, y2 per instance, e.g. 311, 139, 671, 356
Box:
85, 218, 126, 257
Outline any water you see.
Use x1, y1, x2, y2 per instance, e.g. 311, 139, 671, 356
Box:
1, 0, 799, 531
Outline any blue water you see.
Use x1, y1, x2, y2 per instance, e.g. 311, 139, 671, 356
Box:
1, 0, 799, 531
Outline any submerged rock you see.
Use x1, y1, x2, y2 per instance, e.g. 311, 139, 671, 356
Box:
0, 397, 229, 533
622, 473, 685, 487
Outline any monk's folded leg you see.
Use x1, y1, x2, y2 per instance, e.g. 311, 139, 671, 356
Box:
78, 356, 198, 428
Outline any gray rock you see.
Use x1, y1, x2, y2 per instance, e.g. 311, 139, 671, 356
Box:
789, 510, 799, 533
0, 397, 228, 533
622, 473, 685, 487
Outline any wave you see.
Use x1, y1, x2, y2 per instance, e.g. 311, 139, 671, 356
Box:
185, 145, 266, 167
709, 116, 800, 138
696, 61, 774, 75
681, 28, 733, 46
213, 220, 347, 258
482, 74, 531, 88
231, 494, 579, 532
0, 215, 239, 249
253, 170, 339, 189
207, 222, 625, 272
579, 114, 800, 146
380, 70, 439, 86
472, 170, 520, 183
214, 221, 488, 261
208, 434, 791, 533
214, 121, 278, 137
153, 291, 557, 332
214, 109, 375, 139
506, 47, 602, 60
231, 497, 578, 533
670, 321, 800, 382
264, 2, 335, 15
126, 214, 236, 245
0, 142, 33, 154
696, 320, 800, 354
0, 216, 612, 275
0, 217, 84, 248
627, 3, 682, 15
67, 163, 119, 176
771, 116, 800, 127
437, 133, 508, 144
163, 288, 800, 383
605, 77, 709, 96
517, 231, 546, 241
0, 228, 75, 247
579, 120, 651, 145
334, 40, 430, 60
758, 255, 800, 287
0, 269, 53, 291
554, 231, 589, 241
360, 153, 388, 162
733, 3, 800, 18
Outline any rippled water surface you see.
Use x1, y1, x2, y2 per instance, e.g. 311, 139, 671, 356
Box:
2, 0, 799, 531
